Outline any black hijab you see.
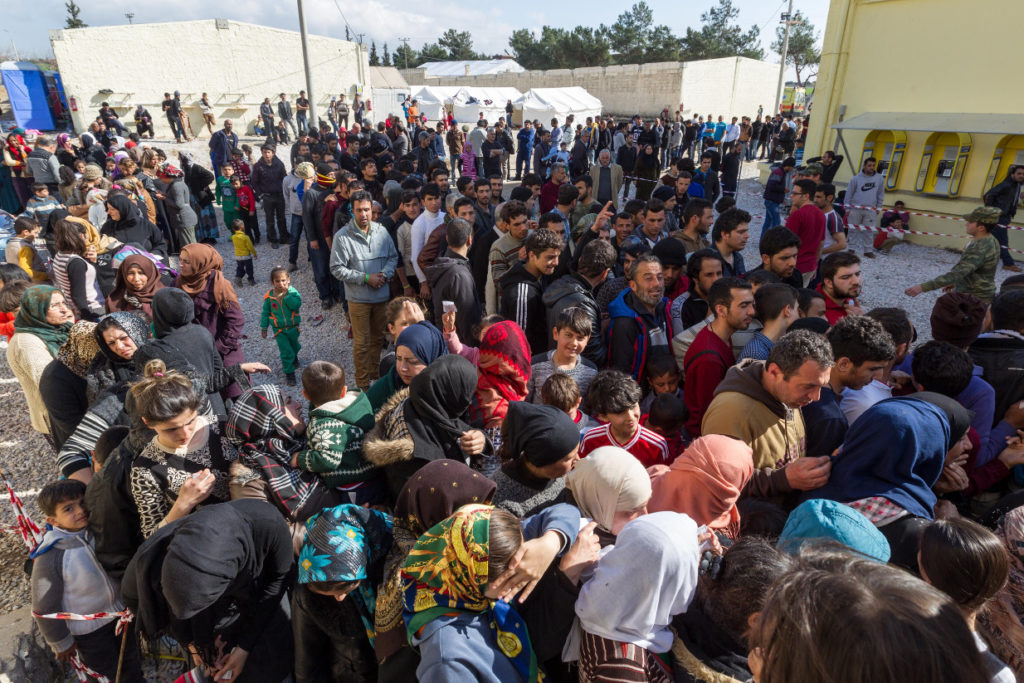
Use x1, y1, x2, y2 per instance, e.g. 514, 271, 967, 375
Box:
502, 401, 580, 467
151, 287, 195, 338
404, 355, 478, 462
86, 311, 151, 402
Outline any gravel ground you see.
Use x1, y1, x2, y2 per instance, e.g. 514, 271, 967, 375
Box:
0, 135, 1013, 676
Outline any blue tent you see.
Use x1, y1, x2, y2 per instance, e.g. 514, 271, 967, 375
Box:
1, 61, 59, 130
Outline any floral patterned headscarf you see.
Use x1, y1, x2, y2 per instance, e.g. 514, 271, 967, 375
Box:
298, 504, 394, 645
401, 504, 541, 682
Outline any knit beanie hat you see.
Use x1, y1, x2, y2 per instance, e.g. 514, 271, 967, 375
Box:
652, 185, 675, 202
82, 164, 104, 181
652, 236, 687, 266
930, 292, 986, 348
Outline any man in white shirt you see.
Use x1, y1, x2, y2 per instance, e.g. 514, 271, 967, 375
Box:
409, 182, 445, 291
840, 308, 914, 425
723, 116, 741, 154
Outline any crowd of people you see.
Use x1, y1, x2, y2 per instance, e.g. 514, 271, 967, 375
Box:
2, 95, 1024, 683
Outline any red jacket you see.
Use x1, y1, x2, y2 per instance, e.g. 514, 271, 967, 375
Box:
539, 180, 563, 213
0, 310, 15, 341
236, 185, 256, 213
682, 324, 735, 436
816, 283, 850, 326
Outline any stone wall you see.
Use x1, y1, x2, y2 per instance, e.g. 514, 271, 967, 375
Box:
50, 19, 370, 137
401, 56, 778, 119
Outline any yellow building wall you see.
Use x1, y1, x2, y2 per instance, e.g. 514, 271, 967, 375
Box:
806, 0, 1024, 252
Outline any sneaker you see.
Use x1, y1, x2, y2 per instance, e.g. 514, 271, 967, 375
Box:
285, 372, 296, 386
270, 241, 280, 249
311, 314, 325, 326
1005, 264, 1023, 272
248, 278, 256, 286
322, 298, 335, 310
234, 276, 243, 285
287, 262, 299, 272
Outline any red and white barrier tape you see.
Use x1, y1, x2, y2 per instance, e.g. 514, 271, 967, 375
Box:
1, 466, 42, 552
31, 610, 134, 682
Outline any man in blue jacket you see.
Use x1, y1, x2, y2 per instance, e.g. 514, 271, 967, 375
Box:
608, 254, 672, 381
208, 120, 238, 179
516, 121, 535, 180
762, 156, 795, 235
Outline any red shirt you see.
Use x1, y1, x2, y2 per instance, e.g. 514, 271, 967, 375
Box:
786, 204, 826, 273
816, 282, 851, 326
682, 324, 735, 436
580, 423, 670, 468
236, 185, 256, 213
539, 180, 563, 213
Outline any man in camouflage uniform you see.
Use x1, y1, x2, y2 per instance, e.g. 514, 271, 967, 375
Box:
905, 206, 1002, 302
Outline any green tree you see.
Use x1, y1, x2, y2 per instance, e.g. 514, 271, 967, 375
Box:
64, 1, 87, 29
395, 42, 417, 70
369, 40, 380, 66
681, 0, 764, 61
418, 41, 448, 64
600, 2, 680, 65
559, 26, 612, 67
771, 9, 820, 85
382, 42, 391, 67
508, 29, 547, 70
437, 29, 479, 60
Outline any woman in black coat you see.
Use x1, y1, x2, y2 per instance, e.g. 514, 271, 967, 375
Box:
122, 499, 295, 683
100, 193, 168, 258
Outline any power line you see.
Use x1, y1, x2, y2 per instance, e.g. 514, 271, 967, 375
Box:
758, 0, 788, 36
330, 0, 357, 41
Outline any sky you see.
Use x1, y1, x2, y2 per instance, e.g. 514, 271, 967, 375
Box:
5, 0, 829, 74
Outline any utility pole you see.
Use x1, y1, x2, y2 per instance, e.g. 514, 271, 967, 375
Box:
774, 0, 794, 116
125, 11, 134, 24
399, 37, 410, 69
356, 33, 365, 45
297, 0, 318, 134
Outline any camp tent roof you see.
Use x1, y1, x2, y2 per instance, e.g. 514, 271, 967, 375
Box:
408, 85, 462, 121
450, 86, 522, 123
515, 87, 603, 124
369, 66, 408, 90
416, 59, 525, 78
1, 61, 57, 130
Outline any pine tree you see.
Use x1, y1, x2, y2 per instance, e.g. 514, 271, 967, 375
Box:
382, 42, 391, 67
65, 0, 87, 29
369, 40, 380, 66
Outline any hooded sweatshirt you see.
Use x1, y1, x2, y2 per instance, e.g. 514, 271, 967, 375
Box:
499, 261, 547, 355
31, 526, 123, 652
700, 360, 805, 499
426, 252, 481, 343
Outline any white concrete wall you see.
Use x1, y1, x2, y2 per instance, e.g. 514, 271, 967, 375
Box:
400, 56, 778, 119
50, 19, 370, 138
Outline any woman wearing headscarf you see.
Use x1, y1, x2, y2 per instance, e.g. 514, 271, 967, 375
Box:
121, 499, 294, 683
175, 243, 246, 374
576, 512, 701, 683
367, 320, 448, 412
633, 144, 660, 201
105, 253, 164, 318
647, 435, 754, 541
6, 285, 75, 444
363, 354, 491, 501
101, 193, 168, 257
54, 132, 79, 168
43, 207, 110, 258
472, 320, 531, 473
979, 506, 1024, 678
492, 401, 581, 518
78, 133, 107, 168
811, 392, 975, 570
402, 504, 540, 683
566, 446, 652, 547
3, 129, 32, 207
38, 321, 97, 451
295, 505, 393, 681
375, 460, 497, 678
159, 162, 198, 249
225, 384, 342, 531
179, 151, 219, 243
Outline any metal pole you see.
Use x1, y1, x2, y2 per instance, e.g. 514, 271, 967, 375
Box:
774, 0, 793, 115
297, 0, 318, 134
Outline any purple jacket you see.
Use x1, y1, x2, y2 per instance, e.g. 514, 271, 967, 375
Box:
191, 274, 246, 367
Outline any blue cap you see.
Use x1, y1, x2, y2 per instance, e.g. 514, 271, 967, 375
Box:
778, 499, 891, 563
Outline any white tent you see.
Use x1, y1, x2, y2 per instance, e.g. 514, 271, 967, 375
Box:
417, 59, 525, 78
450, 87, 522, 125
408, 85, 462, 121
516, 87, 603, 127
369, 66, 410, 122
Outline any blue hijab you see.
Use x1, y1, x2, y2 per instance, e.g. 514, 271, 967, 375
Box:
396, 320, 448, 367
810, 394, 972, 520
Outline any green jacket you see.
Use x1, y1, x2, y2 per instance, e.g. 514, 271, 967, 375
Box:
260, 286, 302, 333
216, 175, 239, 212
921, 233, 999, 301
296, 390, 378, 487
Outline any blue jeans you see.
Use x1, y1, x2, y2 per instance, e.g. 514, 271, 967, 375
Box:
762, 200, 781, 234
308, 241, 335, 303
297, 112, 307, 135
288, 214, 304, 266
